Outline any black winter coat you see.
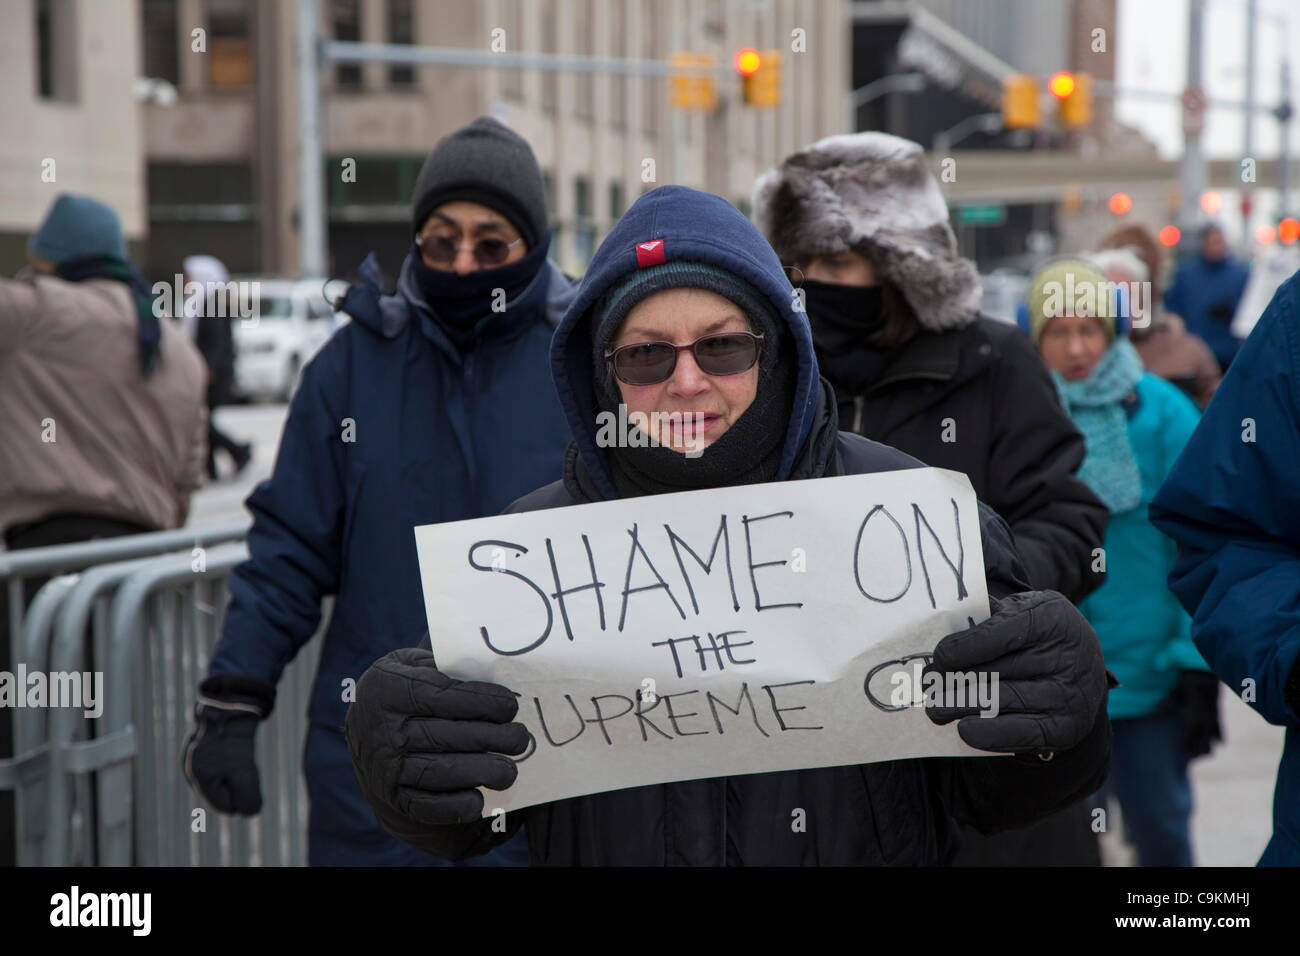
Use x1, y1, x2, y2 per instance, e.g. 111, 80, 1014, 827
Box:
194, 308, 236, 406
830, 318, 1108, 604
400, 382, 1111, 866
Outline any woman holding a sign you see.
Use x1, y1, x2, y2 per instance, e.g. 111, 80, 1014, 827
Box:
345, 185, 1114, 866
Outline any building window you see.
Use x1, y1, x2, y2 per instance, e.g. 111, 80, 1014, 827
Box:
206, 0, 252, 87
640, 2, 659, 135
609, 182, 624, 225
141, 0, 179, 85
540, 0, 557, 113
609, 2, 625, 128
574, 177, 595, 266
388, 0, 414, 87
332, 0, 362, 89
574, 0, 594, 121
500, 0, 522, 100
35, 0, 78, 102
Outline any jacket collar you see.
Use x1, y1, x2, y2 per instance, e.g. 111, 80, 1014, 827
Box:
866, 319, 995, 394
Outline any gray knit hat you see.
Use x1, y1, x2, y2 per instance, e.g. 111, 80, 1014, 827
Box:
410, 116, 548, 247
590, 260, 781, 396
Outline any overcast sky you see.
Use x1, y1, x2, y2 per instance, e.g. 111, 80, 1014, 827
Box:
1117, 0, 1297, 160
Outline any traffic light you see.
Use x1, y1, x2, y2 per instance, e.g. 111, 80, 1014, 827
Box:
1001, 74, 1040, 129
1280, 217, 1300, 244
1108, 192, 1132, 215
737, 48, 781, 107
670, 52, 718, 110
1050, 71, 1093, 128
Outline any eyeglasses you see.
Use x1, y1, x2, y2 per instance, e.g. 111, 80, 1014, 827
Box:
604, 331, 765, 386
417, 233, 523, 267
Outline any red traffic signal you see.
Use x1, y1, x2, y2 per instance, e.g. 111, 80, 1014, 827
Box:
734, 48, 761, 77
1048, 72, 1076, 99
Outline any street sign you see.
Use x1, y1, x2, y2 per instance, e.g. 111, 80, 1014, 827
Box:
958, 204, 1007, 226
1182, 84, 1207, 136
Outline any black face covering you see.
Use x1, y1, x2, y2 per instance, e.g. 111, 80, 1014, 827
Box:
410, 235, 550, 347
802, 280, 901, 395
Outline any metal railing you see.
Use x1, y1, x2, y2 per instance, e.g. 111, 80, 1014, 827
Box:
2, 522, 325, 866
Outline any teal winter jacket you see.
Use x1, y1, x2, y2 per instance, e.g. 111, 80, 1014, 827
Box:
1076, 371, 1209, 719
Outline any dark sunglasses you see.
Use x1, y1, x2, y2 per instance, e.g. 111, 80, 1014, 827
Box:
605, 331, 765, 386
417, 233, 523, 267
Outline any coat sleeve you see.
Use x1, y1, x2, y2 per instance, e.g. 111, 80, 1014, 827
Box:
1150, 275, 1300, 730
928, 496, 1112, 836
206, 333, 352, 685
983, 325, 1109, 603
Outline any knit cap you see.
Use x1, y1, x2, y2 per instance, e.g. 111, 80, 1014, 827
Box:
1027, 258, 1117, 343
410, 116, 548, 248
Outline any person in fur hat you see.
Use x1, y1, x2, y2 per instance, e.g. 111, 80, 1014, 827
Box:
752, 131, 1109, 866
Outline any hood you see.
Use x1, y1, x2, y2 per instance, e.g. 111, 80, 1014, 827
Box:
751, 131, 981, 333
552, 184, 821, 501
340, 247, 577, 345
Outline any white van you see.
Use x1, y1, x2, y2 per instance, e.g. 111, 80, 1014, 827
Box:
232, 278, 349, 402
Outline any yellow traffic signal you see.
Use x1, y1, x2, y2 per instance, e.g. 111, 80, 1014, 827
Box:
670, 52, 717, 110
1002, 74, 1040, 129
738, 48, 781, 107
1051, 71, 1092, 128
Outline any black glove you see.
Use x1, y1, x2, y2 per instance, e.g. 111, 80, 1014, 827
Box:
345, 647, 529, 829
182, 674, 275, 815
924, 590, 1108, 755
1171, 670, 1222, 759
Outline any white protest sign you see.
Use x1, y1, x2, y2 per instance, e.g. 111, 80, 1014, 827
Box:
414, 467, 994, 816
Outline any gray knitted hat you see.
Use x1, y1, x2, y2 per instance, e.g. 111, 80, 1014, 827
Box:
410, 116, 548, 247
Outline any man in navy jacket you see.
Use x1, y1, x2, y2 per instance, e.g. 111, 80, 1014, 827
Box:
183, 117, 574, 865
1150, 269, 1300, 866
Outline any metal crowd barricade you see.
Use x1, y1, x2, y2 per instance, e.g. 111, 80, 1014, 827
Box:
1, 522, 250, 865
3, 520, 329, 866
101, 545, 325, 866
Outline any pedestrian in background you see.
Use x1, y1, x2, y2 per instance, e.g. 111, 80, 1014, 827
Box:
1150, 269, 1300, 866
183, 117, 575, 866
343, 184, 1113, 866
751, 131, 1109, 866
0, 192, 207, 866
1163, 223, 1250, 374
1030, 258, 1219, 867
1097, 224, 1219, 409
182, 255, 252, 480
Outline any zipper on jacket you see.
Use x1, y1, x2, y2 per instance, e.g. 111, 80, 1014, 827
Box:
852, 394, 865, 433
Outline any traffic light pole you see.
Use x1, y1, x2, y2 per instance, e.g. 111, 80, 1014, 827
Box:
1179, 0, 1208, 239
294, 10, 732, 277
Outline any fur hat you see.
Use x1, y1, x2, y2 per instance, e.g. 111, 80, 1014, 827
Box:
751, 132, 982, 332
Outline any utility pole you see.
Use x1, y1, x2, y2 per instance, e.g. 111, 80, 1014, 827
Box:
1243, 0, 1256, 224
1279, 59, 1294, 219
1179, 0, 1208, 238
297, 0, 326, 278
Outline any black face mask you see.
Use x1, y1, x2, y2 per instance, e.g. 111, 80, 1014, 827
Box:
410, 233, 551, 340
802, 280, 911, 398
801, 279, 884, 352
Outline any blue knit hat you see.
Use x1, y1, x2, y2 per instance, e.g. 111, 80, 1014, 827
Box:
28, 193, 128, 264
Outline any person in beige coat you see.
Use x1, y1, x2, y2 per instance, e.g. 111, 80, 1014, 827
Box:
0, 193, 207, 864
0, 193, 208, 541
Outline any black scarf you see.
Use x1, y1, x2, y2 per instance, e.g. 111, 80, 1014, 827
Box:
596, 335, 798, 498
802, 280, 904, 395
55, 256, 162, 378
410, 233, 551, 350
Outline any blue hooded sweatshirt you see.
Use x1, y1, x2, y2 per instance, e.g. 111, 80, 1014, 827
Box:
207, 245, 576, 865
548, 185, 822, 497
1150, 268, 1300, 866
